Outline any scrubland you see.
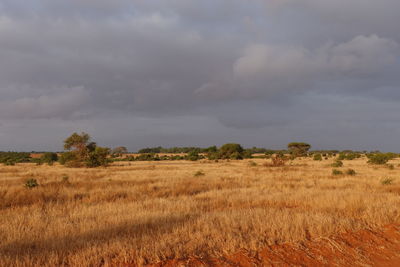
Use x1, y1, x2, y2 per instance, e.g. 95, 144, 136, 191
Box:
1, 157, 400, 266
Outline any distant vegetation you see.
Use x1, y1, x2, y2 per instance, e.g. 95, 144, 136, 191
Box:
0, 152, 31, 165
1, 134, 400, 167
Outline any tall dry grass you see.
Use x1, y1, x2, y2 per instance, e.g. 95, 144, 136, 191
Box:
1, 157, 400, 266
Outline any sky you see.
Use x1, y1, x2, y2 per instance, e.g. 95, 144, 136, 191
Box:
1, 0, 400, 152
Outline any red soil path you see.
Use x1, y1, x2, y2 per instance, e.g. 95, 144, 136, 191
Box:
142, 224, 400, 267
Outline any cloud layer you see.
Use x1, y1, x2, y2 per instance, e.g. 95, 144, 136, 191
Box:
0, 0, 400, 151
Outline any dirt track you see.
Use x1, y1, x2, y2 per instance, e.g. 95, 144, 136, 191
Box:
146, 224, 400, 266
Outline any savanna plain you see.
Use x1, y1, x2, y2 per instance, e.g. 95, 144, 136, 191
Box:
1, 157, 400, 266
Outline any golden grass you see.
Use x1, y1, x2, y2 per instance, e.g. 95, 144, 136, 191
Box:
1, 157, 400, 266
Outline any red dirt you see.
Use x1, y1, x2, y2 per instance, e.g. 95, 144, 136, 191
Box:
137, 224, 400, 267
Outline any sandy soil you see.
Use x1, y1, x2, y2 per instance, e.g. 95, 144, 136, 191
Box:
145, 224, 400, 266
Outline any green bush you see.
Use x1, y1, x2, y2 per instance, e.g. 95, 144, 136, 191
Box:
218, 143, 244, 160
345, 169, 356, 176
59, 151, 78, 165
337, 152, 361, 160
86, 147, 111, 167
248, 161, 257, 167
331, 160, 343, 167
381, 178, 394, 185
25, 178, 39, 189
313, 154, 322, 161
332, 169, 343, 175
367, 153, 396, 165
186, 151, 201, 161
0, 152, 31, 165
40, 152, 58, 165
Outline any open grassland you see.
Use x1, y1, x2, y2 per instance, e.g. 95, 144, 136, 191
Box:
1, 158, 400, 266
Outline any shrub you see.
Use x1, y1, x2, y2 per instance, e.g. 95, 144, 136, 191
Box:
86, 147, 111, 167
367, 153, 397, 165
387, 164, 395, 170
0, 152, 31, 165
332, 169, 343, 175
338, 152, 361, 160
242, 150, 253, 159
331, 160, 343, 167
248, 161, 257, 167
381, 178, 394, 185
59, 151, 77, 165
5, 159, 16, 166
61, 175, 70, 183
25, 178, 39, 189
194, 170, 205, 177
229, 151, 243, 160
345, 169, 356, 176
313, 154, 322, 161
186, 151, 201, 161
218, 143, 244, 160
40, 152, 58, 165
135, 153, 160, 161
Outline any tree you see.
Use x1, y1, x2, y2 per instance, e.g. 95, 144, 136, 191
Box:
287, 142, 311, 157
61, 132, 110, 167
64, 132, 91, 160
218, 143, 244, 159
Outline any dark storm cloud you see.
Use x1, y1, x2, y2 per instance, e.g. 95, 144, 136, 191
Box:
0, 0, 400, 151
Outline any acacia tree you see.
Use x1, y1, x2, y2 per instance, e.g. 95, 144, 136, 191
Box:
287, 142, 311, 157
61, 132, 110, 167
64, 132, 91, 160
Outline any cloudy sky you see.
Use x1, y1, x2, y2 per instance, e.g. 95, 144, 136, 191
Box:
1, 0, 400, 152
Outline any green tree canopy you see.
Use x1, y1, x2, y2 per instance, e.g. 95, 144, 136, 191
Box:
287, 142, 311, 156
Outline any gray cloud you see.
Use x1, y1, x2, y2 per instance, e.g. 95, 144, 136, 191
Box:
0, 0, 400, 151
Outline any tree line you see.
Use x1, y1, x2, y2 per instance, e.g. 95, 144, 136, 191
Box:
1, 132, 399, 167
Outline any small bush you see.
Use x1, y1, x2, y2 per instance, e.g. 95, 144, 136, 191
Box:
367, 153, 397, 165
194, 170, 205, 177
62, 175, 70, 183
248, 161, 257, 167
331, 160, 343, 167
338, 152, 361, 160
332, 169, 343, 175
25, 178, 39, 189
186, 151, 201, 161
5, 159, 16, 166
387, 164, 395, 170
313, 154, 322, 161
345, 169, 356, 176
381, 178, 394, 185
40, 152, 58, 165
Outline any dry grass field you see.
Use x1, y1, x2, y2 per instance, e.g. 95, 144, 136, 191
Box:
1, 157, 400, 266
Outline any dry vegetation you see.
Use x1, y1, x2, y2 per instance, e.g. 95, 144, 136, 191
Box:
1, 157, 400, 266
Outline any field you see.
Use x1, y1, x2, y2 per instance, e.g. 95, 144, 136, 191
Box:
1, 157, 400, 266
